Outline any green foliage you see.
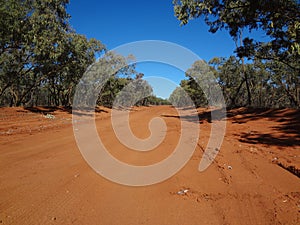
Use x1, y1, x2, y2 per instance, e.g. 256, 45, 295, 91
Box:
101, 72, 171, 108
210, 56, 246, 106
173, 0, 300, 108
169, 60, 222, 107
173, 0, 300, 70
213, 56, 300, 108
147, 96, 171, 105
0, 0, 164, 110
171, 55, 300, 108
169, 86, 193, 107
73, 51, 138, 108
0, 0, 105, 106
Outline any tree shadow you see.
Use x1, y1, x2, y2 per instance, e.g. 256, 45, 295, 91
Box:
227, 107, 300, 147
163, 107, 300, 147
161, 113, 204, 123
20, 106, 70, 114
162, 108, 226, 123
19, 106, 108, 116
237, 131, 299, 147
227, 108, 287, 124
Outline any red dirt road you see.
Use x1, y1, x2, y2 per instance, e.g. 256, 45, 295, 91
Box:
0, 106, 300, 225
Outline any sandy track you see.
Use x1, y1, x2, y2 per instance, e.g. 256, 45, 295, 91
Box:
0, 106, 299, 225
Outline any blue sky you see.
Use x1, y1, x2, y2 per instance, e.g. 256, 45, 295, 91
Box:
67, 0, 265, 98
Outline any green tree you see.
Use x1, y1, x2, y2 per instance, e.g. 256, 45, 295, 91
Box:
169, 86, 194, 107
74, 51, 136, 108
0, 0, 105, 106
209, 56, 248, 107
147, 96, 171, 105
173, 0, 300, 71
169, 60, 221, 107
112, 73, 154, 108
210, 55, 300, 108
264, 60, 300, 107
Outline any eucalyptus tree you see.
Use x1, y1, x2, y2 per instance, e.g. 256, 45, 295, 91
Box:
169, 60, 219, 107
0, 0, 105, 106
173, 0, 300, 108
173, 0, 300, 70
169, 86, 193, 107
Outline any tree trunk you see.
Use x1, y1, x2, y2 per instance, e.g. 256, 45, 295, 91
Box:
240, 43, 251, 106
230, 78, 245, 107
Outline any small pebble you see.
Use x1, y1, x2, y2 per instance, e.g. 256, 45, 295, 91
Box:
177, 189, 189, 195
272, 157, 278, 162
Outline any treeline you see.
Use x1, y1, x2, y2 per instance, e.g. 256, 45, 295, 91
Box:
0, 0, 103, 107
169, 57, 300, 108
95, 72, 171, 108
0, 0, 169, 108
2, 0, 299, 109
172, 0, 300, 108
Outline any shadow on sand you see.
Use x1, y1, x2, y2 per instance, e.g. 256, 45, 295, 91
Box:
163, 107, 300, 147
229, 108, 300, 147
19, 106, 109, 117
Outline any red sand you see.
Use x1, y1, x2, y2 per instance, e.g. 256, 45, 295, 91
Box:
0, 106, 299, 225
